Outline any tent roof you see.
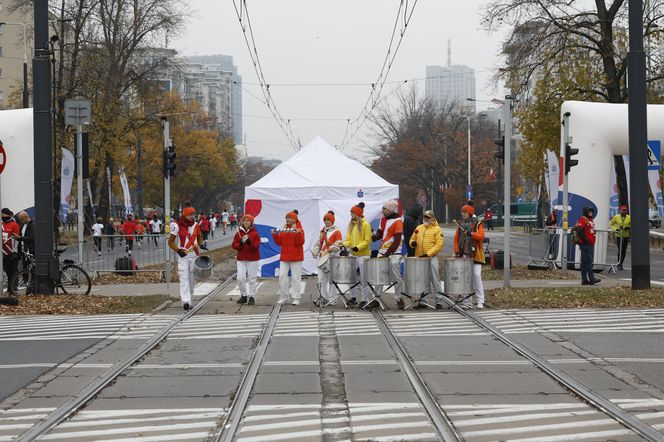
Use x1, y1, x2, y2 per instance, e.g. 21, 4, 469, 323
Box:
249, 136, 394, 189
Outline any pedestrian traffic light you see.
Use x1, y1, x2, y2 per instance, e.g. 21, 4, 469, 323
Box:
494, 136, 505, 162
564, 142, 578, 175
163, 143, 176, 178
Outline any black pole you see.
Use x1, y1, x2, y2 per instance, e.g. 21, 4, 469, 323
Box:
33, 0, 55, 294
23, 61, 29, 108
628, 0, 651, 289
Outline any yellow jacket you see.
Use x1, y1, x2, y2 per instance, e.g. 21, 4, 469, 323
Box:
409, 220, 444, 257
343, 218, 372, 256
609, 214, 631, 238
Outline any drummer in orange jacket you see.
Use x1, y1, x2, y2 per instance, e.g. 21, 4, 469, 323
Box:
409, 210, 445, 309
453, 204, 485, 309
271, 211, 305, 305
313, 211, 343, 304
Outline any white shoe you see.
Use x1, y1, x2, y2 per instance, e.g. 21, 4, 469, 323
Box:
476, 303, 484, 309
292, 299, 300, 306
277, 296, 288, 305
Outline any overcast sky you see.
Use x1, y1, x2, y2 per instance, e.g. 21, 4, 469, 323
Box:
173, 0, 507, 162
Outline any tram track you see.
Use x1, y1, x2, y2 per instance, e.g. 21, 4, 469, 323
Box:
14, 274, 239, 442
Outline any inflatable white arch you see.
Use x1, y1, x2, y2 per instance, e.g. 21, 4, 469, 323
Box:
556, 101, 664, 265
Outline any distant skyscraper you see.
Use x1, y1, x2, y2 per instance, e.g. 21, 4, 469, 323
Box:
425, 41, 476, 111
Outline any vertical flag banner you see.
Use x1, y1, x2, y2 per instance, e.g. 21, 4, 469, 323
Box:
86, 180, 95, 218
119, 169, 133, 215
609, 157, 619, 219
106, 167, 112, 214
545, 149, 558, 210
647, 141, 663, 217
60, 149, 75, 223
623, 155, 631, 203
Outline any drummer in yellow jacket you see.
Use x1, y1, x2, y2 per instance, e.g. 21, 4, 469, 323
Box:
342, 202, 372, 307
409, 210, 445, 309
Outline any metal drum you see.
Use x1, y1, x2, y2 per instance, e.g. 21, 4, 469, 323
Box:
403, 257, 430, 294
194, 255, 214, 279
365, 258, 392, 285
443, 257, 474, 296
330, 256, 358, 283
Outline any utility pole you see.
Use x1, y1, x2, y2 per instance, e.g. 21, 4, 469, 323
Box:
33, 0, 55, 294
628, 0, 651, 289
503, 96, 513, 288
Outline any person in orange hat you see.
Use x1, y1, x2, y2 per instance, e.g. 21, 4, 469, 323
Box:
168, 206, 208, 310
454, 203, 485, 309
271, 211, 305, 305
372, 199, 404, 308
233, 214, 261, 305
313, 210, 343, 304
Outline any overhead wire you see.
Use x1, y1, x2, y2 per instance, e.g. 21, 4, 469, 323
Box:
338, 0, 421, 151
231, 0, 300, 150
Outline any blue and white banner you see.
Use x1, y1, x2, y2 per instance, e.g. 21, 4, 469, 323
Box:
545, 149, 558, 210
60, 148, 74, 223
119, 169, 132, 215
609, 157, 619, 219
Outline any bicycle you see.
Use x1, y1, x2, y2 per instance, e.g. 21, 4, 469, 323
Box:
8, 249, 92, 296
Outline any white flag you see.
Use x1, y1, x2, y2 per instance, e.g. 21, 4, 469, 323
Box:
623, 155, 631, 203
60, 149, 75, 223
545, 150, 559, 209
119, 169, 133, 215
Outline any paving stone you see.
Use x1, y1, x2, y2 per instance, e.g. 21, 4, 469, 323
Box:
422, 372, 564, 395
98, 375, 241, 398
252, 373, 322, 394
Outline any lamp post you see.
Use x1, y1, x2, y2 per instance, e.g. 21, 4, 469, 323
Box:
0, 22, 29, 108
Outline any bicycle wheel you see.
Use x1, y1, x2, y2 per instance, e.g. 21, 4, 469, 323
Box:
59, 265, 92, 295
8, 270, 32, 296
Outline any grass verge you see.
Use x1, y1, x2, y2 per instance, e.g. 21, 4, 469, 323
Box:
487, 286, 664, 309
0, 294, 170, 315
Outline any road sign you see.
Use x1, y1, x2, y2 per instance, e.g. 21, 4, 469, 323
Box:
466, 184, 473, 192
466, 191, 473, 199
0, 143, 5, 174
647, 141, 661, 171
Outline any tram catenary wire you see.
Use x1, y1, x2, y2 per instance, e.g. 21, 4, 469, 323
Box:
15, 274, 239, 442
438, 298, 664, 442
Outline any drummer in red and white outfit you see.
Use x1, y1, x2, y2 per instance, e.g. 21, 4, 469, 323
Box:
314, 211, 343, 304
168, 206, 208, 310
372, 199, 405, 308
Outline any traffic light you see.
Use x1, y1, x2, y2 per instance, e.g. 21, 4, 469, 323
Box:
494, 136, 505, 162
163, 142, 176, 178
564, 142, 578, 175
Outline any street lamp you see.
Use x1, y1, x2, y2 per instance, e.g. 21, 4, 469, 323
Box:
0, 21, 29, 108
463, 101, 488, 192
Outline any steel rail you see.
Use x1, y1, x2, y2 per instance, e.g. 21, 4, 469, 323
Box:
445, 301, 664, 442
17, 274, 237, 442
214, 303, 281, 442
373, 310, 463, 442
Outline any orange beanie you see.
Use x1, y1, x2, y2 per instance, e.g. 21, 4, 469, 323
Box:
183, 207, 196, 217
243, 214, 255, 224
286, 211, 298, 223
351, 204, 364, 217
461, 204, 474, 216
323, 212, 335, 224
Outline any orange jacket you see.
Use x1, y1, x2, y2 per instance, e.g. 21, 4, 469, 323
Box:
454, 220, 485, 264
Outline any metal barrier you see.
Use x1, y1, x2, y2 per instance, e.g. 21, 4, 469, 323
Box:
84, 234, 171, 277
528, 228, 623, 273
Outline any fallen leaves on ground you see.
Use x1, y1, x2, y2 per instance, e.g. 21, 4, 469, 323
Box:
487, 286, 664, 309
436, 258, 576, 281
0, 294, 170, 315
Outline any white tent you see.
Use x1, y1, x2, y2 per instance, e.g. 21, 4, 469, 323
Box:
245, 136, 399, 276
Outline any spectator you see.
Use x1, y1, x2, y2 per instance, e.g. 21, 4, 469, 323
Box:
2, 208, 21, 287
484, 207, 494, 231
577, 206, 600, 285
92, 217, 104, 256
104, 217, 116, 251
403, 207, 422, 257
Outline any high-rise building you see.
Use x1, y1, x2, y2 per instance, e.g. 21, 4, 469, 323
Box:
425, 41, 476, 112
0, 3, 32, 109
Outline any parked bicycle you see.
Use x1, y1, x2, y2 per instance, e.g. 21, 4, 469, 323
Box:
8, 249, 92, 296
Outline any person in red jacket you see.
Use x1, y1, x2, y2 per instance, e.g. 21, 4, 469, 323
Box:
271, 211, 305, 305
233, 214, 261, 305
577, 206, 600, 285
122, 214, 137, 256
199, 214, 211, 245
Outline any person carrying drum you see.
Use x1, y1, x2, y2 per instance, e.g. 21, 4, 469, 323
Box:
272, 211, 305, 305
342, 202, 372, 307
372, 199, 405, 309
313, 211, 343, 305
168, 206, 208, 311
453, 204, 485, 309
233, 214, 261, 305
409, 210, 444, 309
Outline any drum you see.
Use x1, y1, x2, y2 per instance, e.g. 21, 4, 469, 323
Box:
443, 257, 474, 296
317, 254, 331, 274
364, 258, 391, 285
194, 255, 214, 279
329, 256, 358, 283
403, 257, 431, 294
